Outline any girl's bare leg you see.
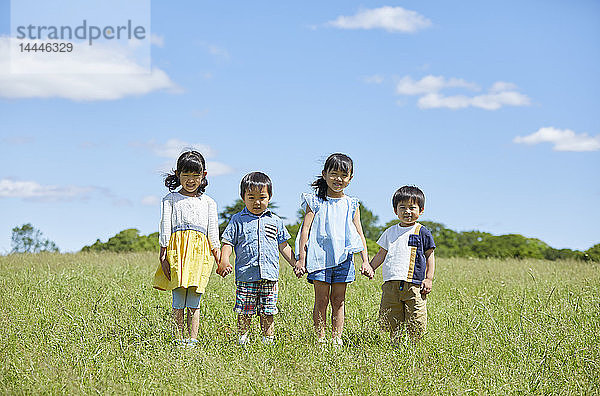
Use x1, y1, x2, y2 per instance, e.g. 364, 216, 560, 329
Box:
313, 281, 331, 340
330, 283, 348, 339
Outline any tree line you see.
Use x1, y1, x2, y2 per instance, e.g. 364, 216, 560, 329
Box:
10, 201, 600, 261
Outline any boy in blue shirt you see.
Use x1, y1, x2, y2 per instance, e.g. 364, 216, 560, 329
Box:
364, 186, 436, 341
217, 172, 296, 345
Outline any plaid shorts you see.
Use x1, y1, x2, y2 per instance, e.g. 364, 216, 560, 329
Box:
235, 280, 279, 316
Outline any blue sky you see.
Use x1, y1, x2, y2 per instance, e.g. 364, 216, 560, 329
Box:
1, 0, 599, 253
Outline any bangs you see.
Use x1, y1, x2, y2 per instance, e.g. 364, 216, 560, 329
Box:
240, 172, 273, 199
392, 186, 425, 210
177, 152, 206, 174
324, 153, 353, 175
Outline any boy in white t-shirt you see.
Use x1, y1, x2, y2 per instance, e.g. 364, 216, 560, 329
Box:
364, 186, 435, 340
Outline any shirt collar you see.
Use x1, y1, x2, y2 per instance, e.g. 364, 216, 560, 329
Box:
241, 207, 272, 217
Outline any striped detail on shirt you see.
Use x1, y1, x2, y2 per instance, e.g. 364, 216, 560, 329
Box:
406, 223, 422, 283
265, 223, 278, 240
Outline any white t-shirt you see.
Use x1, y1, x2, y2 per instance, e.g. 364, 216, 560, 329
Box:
377, 223, 425, 282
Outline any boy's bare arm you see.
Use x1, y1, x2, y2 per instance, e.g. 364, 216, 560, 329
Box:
421, 248, 435, 295
369, 247, 387, 271
217, 243, 233, 277
278, 241, 296, 267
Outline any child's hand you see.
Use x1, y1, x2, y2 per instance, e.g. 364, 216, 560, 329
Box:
160, 257, 171, 281
360, 263, 374, 279
216, 262, 233, 278
421, 278, 433, 295
294, 258, 306, 279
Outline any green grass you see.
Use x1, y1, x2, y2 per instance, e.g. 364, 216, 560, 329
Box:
1, 253, 598, 394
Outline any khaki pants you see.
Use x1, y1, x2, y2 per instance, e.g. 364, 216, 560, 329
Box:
379, 280, 427, 339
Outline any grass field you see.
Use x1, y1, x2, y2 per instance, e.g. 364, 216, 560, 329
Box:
0, 253, 598, 395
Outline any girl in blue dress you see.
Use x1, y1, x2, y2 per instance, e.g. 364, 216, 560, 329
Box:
295, 153, 373, 346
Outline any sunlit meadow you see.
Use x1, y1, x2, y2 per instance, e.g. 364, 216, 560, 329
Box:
1, 253, 598, 394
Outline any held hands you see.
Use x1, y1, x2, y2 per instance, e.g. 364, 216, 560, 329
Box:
294, 257, 306, 278
216, 260, 233, 278
360, 263, 374, 279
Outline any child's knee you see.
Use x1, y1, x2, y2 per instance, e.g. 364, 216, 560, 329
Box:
315, 294, 330, 308
330, 295, 345, 309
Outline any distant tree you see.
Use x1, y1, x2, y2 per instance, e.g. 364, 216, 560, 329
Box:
219, 199, 246, 235
543, 247, 584, 261
81, 229, 158, 252
11, 223, 59, 253
585, 243, 600, 262
359, 202, 381, 241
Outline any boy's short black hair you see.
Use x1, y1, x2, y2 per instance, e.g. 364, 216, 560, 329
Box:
392, 185, 425, 211
240, 172, 273, 199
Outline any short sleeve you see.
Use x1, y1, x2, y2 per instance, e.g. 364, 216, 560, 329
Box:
221, 217, 238, 246
376, 228, 390, 250
300, 192, 320, 213
420, 226, 436, 251
349, 197, 359, 217
277, 218, 291, 244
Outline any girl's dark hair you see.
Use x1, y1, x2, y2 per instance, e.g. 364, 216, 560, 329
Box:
164, 150, 208, 193
240, 172, 272, 199
392, 185, 425, 210
311, 153, 354, 201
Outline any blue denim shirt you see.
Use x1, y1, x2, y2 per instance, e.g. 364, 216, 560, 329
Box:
221, 207, 291, 282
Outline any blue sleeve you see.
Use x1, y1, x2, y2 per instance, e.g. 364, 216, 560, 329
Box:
301, 192, 319, 213
221, 216, 238, 246
350, 197, 359, 218
277, 218, 291, 244
420, 226, 436, 251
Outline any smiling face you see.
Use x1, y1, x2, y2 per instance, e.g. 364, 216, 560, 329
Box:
243, 186, 270, 215
394, 199, 424, 227
178, 171, 206, 196
322, 168, 353, 197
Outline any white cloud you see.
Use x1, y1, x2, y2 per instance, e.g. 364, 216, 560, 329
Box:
141, 195, 159, 206
0, 178, 133, 205
197, 42, 230, 61
396, 75, 479, 95
328, 6, 431, 33
418, 91, 531, 110
0, 36, 179, 101
514, 127, 600, 152
205, 161, 235, 176
393, 74, 530, 110
490, 81, 518, 93
0, 178, 96, 201
363, 74, 384, 84
135, 138, 217, 159
150, 34, 165, 48
133, 139, 234, 176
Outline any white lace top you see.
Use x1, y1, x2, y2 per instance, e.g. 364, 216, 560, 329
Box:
159, 192, 219, 249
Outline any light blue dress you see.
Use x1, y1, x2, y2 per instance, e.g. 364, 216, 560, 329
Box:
294, 192, 364, 273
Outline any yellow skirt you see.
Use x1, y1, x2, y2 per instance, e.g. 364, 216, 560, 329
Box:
153, 229, 214, 293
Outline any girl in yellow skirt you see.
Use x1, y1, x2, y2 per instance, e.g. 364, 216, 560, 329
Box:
153, 150, 220, 347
